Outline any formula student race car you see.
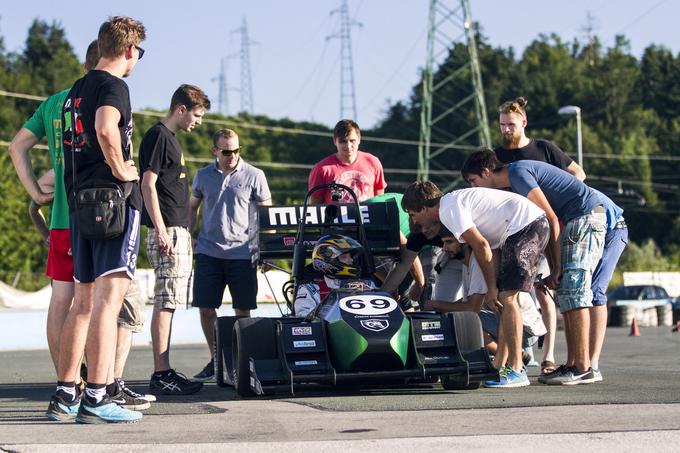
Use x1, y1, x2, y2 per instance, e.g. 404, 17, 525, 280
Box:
213, 183, 497, 396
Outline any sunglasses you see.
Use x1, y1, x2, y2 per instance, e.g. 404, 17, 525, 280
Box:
217, 147, 241, 156
134, 45, 145, 60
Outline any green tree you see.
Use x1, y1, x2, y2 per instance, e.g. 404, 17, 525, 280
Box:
20, 19, 81, 95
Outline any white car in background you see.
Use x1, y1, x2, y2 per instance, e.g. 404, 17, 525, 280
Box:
607, 285, 673, 309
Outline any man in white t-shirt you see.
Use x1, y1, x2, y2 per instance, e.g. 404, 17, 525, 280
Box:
424, 231, 546, 366
402, 181, 549, 388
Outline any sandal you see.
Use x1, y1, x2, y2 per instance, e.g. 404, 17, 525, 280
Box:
541, 360, 556, 375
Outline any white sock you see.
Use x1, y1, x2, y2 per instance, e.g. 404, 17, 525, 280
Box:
85, 386, 107, 404
56, 385, 76, 400
591, 361, 599, 371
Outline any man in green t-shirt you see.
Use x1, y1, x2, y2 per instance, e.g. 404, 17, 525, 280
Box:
9, 86, 74, 375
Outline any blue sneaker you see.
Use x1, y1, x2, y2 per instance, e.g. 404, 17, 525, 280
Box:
75, 395, 143, 424
45, 391, 81, 421
483, 366, 530, 388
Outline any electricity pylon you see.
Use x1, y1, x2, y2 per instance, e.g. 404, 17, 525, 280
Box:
233, 17, 256, 114
328, 0, 361, 120
418, 0, 491, 189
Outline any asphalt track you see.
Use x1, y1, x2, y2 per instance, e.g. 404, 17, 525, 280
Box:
1, 326, 679, 452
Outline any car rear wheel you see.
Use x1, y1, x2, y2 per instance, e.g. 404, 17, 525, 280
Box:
232, 317, 277, 397
215, 316, 242, 387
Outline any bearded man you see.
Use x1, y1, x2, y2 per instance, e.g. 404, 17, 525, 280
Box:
494, 97, 585, 181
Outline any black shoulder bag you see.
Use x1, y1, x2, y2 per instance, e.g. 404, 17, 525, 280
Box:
70, 95, 131, 240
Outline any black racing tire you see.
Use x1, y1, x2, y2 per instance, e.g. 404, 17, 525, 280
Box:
441, 375, 482, 390
214, 316, 240, 388
232, 317, 277, 397
441, 312, 485, 390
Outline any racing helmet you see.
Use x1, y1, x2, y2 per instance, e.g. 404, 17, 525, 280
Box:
312, 234, 364, 279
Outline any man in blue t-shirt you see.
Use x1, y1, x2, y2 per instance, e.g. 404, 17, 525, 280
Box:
462, 149, 628, 386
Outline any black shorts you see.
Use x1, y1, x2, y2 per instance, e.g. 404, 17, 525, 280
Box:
498, 216, 549, 293
192, 254, 257, 310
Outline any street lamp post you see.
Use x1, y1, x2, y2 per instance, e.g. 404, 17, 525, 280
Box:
558, 105, 583, 170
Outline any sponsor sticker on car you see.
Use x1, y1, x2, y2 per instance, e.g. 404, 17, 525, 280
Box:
339, 294, 398, 315
294, 360, 318, 366
421, 321, 441, 330
360, 319, 389, 332
293, 340, 316, 348
292, 326, 313, 336
421, 334, 444, 342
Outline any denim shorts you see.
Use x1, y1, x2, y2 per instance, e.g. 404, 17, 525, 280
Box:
557, 211, 607, 312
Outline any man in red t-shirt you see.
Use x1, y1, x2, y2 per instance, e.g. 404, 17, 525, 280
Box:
308, 119, 386, 203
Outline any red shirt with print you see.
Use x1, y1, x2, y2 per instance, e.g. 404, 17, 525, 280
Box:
308, 151, 387, 203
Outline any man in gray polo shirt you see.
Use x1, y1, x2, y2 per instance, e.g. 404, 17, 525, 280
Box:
189, 128, 271, 380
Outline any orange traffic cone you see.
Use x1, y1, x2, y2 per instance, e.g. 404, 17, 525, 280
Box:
629, 318, 640, 337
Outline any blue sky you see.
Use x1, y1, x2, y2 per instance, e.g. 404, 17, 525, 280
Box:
1, 0, 677, 129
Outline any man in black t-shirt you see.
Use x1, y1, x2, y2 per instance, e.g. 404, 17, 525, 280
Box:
381, 226, 444, 300
494, 97, 586, 181
52, 16, 147, 425
139, 85, 210, 395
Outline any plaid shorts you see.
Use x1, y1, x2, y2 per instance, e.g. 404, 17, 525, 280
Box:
146, 226, 193, 309
557, 211, 607, 313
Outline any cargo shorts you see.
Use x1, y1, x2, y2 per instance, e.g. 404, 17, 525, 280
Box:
117, 278, 147, 333
557, 210, 607, 313
146, 226, 193, 309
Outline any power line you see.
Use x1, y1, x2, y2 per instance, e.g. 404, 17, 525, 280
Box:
2, 89, 679, 157
614, 0, 669, 35
1, 139, 676, 191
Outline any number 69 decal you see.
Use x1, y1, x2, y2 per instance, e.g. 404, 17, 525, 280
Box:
339, 294, 398, 315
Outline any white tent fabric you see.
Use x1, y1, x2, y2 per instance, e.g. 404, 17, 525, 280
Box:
0, 269, 291, 309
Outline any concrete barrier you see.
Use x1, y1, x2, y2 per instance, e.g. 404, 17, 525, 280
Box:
609, 305, 634, 327
656, 304, 672, 327
609, 305, 671, 327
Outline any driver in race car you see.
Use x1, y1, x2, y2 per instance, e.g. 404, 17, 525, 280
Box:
294, 234, 377, 317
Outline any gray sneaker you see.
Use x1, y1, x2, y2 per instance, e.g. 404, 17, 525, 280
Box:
545, 366, 596, 385
589, 368, 603, 383
193, 360, 215, 382
537, 364, 568, 384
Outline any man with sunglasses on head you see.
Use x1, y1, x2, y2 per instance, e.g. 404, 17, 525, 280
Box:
189, 129, 271, 381
140, 84, 210, 396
